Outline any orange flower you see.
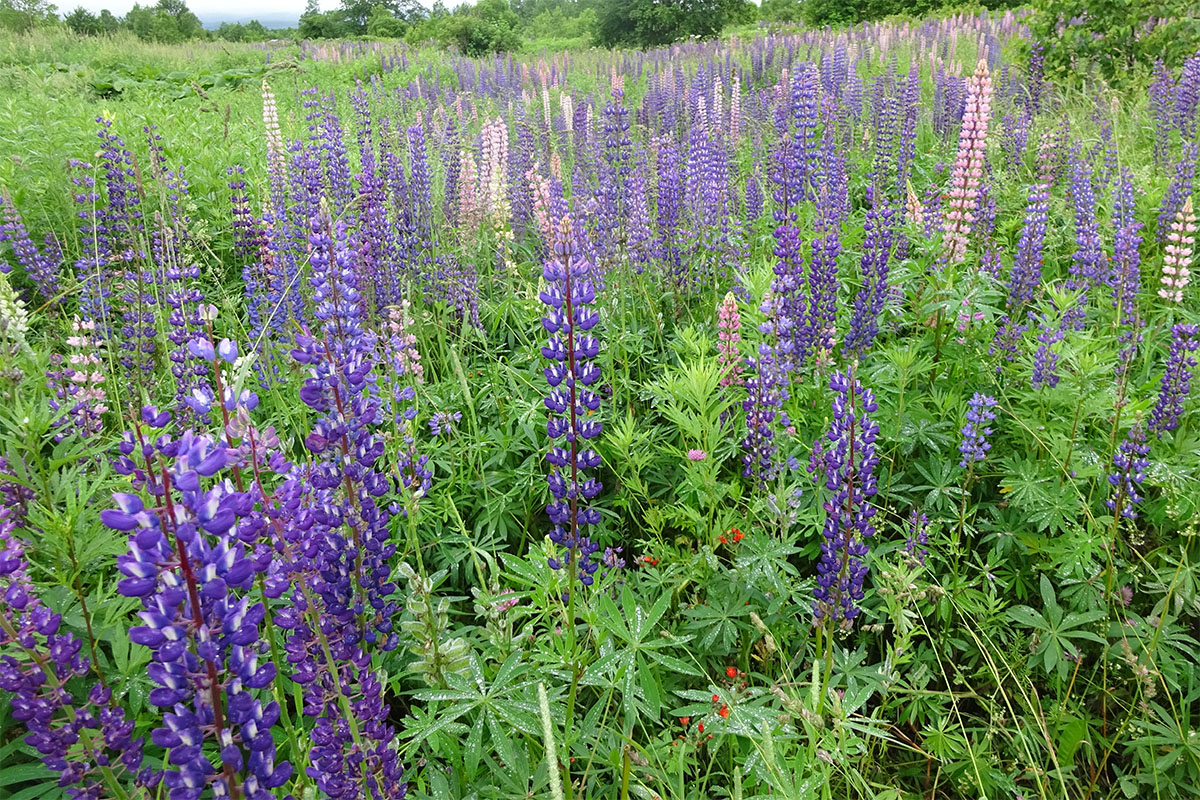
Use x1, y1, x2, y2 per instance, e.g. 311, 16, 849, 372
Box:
718, 705, 730, 719
725, 666, 738, 679
697, 722, 704, 733
680, 716, 690, 727
711, 694, 719, 703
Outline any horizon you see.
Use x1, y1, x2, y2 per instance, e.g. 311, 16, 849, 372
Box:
66, 0, 450, 23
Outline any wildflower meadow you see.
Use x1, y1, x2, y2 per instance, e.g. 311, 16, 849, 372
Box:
2, 11, 1200, 800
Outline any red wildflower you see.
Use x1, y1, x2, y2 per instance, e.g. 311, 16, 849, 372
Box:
725, 666, 738, 679
718, 705, 730, 719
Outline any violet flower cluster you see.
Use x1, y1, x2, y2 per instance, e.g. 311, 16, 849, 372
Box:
810, 370, 879, 626
540, 217, 603, 591
1149, 323, 1200, 436
3, 503, 155, 800
106, 427, 292, 800
958, 393, 998, 468
1107, 427, 1150, 520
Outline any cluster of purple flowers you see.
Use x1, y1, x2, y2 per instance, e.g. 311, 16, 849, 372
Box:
959, 393, 998, 469
1149, 323, 1199, 436
540, 218, 603, 593
1107, 427, 1150, 520
809, 370, 880, 626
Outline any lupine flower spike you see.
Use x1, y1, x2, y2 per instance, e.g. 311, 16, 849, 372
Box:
1160, 196, 1195, 303
809, 369, 879, 627
541, 216, 603, 596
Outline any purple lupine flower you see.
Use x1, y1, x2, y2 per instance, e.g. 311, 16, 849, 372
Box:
746, 168, 764, 223
656, 141, 685, 291
904, 509, 929, 565
896, 69, 920, 192
1157, 144, 1197, 244
959, 393, 998, 468
540, 217, 603, 593
1148, 323, 1200, 436
107, 430, 291, 800
284, 203, 408, 800
290, 201, 398, 649
1066, 147, 1105, 308
1032, 311, 1065, 390
1176, 50, 1200, 140
742, 292, 790, 488
0, 190, 61, 302
806, 190, 842, 358
844, 195, 897, 356
428, 410, 462, 437
1, 503, 157, 798
1149, 61, 1176, 166
1006, 180, 1049, 310
597, 87, 632, 259
810, 369, 879, 626
1027, 41, 1045, 114
1112, 170, 1144, 321
1107, 426, 1150, 519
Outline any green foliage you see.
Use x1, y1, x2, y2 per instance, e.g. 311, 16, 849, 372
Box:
0, 0, 58, 32
213, 20, 272, 42
1029, 0, 1200, 82
592, 0, 753, 48
442, 0, 521, 55
124, 0, 204, 43
366, 5, 408, 38
339, 0, 425, 35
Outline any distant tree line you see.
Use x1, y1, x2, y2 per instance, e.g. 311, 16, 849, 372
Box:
0, 0, 284, 41
1, 0, 1033, 52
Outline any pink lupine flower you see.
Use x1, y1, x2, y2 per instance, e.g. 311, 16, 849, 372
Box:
687, 449, 707, 461
1160, 195, 1194, 303
480, 117, 510, 227
717, 291, 743, 387
942, 60, 994, 265
384, 300, 424, 385
459, 149, 480, 235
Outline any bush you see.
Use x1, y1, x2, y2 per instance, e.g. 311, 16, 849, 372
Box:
1029, 0, 1200, 82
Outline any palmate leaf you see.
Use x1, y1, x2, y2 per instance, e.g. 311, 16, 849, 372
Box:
1000, 454, 1079, 535
681, 592, 745, 655
1006, 575, 1106, 679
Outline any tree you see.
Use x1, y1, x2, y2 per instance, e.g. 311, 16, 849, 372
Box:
243, 19, 268, 39
299, 6, 348, 37
340, 0, 424, 33
64, 4, 99, 32
124, 0, 203, 41
759, 0, 802, 23
443, 0, 521, 55
593, 0, 749, 48
0, 0, 58, 32
367, 4, 407, 36
96, 8, 121, 31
